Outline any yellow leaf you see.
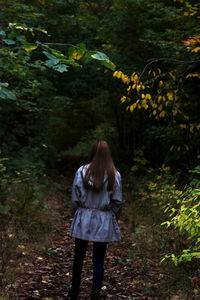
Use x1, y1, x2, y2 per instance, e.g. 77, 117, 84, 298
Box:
131, 72, 136, 81
186, 73, 200, 78
153, 71, 156, 77
138, 104, 141, 109
169, 72, 176, 80
113, 71, 122, 79
18, 245, 25, 249
159, 80, 163, 87
145, 94, 151, 100
121, 74, 130, 84
159, 111, 166, 118
134, 74, 138, 82
116, 71, 122, 79
190, 125, 194, 133
72, 52, 82, 60
177, 146, 181, 151
120, 96, 126, 103
132, 84, 136, 89
141, 93, 145, 99
130, 103, 136, 112
170, 145, 174, 151
179, 124, 187, 129
158, 104, 163, 111
153, 110, 157, 115
167, 92, 173, 101
121, 73, 125, 82
185, 145, 189, 151
158, 96, 162, 103
127, 86, 131, 93
191, 47, 200, 53
136, 85, 141, 92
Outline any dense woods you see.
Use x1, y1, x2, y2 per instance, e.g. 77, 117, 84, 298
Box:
0, 0, 200, 298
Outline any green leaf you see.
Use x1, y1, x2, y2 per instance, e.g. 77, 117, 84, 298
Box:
37, 28, 48, 34
25, 44, 38, 52
45, 59, 59, 67
60, 58, 80, 67
90, 51, 110, 61
16, 35, 26, 42
51, 49, 65, 59
85, 51, 116, 70
101, 59, 116, 71
43, 51, 60, 67
3, 39, 16, 45
0, 82, 9, 88
76, 43, 86, 52
0, 88, 16, 100
52, 64, 68, 72
43, 51, 59, 61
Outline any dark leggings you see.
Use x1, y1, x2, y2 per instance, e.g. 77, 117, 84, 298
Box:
72, 238, 107, 290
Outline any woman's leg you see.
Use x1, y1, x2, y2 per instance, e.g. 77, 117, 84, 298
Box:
92, 242, 107, 289
71, 238, 88, 293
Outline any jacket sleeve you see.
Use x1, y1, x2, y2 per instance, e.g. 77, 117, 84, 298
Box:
71, 169, 82, 217
110, 172, 123, 221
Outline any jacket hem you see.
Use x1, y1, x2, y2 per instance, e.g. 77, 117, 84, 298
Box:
69, 233, 121, 243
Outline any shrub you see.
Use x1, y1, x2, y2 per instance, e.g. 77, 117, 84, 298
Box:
161, 160, 200, 265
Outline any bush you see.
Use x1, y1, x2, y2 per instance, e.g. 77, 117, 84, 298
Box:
161, 185, 200, 266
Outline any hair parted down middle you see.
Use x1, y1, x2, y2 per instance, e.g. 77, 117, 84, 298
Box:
83, 140, 116, 191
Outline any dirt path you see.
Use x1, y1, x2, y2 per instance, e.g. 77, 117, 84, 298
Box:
8, 177, 169, 300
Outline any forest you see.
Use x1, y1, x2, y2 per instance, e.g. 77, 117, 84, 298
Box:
0, 0, 200, 299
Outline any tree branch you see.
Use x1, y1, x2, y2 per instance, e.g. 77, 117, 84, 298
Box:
136, 57, 200, 97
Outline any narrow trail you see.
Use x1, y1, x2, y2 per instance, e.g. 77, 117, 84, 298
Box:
9, 176, 169, 300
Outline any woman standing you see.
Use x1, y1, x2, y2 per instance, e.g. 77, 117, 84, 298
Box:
68, 140, 123, 300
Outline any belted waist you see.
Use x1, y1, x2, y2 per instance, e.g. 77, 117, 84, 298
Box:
79, 206, 111, 212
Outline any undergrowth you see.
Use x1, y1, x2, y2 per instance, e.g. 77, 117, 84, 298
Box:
124, 165, 200, 299
0, 166, 67, 295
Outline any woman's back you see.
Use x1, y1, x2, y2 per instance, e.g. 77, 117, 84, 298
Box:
70, 164, 122, 242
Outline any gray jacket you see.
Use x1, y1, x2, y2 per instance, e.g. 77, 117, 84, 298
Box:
69, 165, 123, 242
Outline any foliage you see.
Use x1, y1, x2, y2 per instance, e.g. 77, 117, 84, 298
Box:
112, 0, 200, 167
0, 155, 54, 287
161, 164, 200, 265
62, 123, 117, 157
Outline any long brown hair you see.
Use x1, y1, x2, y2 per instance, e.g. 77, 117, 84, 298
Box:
83, 140, 116, 191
